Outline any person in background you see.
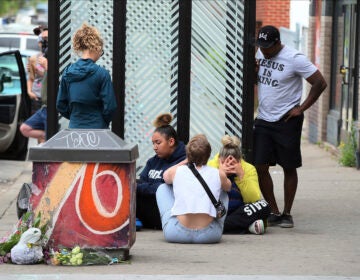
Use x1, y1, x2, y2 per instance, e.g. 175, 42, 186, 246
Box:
208, 135, 270, 235
136, 113, 186, 230
156, 134, 231, 244
254, 25, 327, 228
26, 26, 48, 115
56, 23, 117, 129
19, 27, 48, 143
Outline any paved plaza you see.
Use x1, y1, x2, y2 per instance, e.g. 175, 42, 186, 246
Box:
0, 140, 359, 279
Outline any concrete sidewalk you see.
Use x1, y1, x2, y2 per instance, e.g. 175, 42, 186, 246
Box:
0, 140, 359, 279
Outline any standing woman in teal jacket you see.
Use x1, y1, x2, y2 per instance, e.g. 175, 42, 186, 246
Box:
56, 23, 117, 129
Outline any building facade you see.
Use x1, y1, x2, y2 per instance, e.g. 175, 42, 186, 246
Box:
307, 0, 359, 167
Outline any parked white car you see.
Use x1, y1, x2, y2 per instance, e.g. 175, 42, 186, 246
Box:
0, 50, 31, 160
0, 32, 39, 56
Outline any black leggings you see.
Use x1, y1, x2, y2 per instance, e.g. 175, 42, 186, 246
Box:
136, 194, 162, 229
224, 199, 271, 234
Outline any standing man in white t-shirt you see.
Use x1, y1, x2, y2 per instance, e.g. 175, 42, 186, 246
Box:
253, 25, 327, 228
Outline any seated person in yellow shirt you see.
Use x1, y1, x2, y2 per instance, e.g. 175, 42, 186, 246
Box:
208, 135, 270, 234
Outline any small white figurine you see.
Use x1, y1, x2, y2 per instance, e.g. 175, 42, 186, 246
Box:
10, 227, 43, 264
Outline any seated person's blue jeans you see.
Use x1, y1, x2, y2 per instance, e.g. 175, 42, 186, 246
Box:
155, 183, 229, 244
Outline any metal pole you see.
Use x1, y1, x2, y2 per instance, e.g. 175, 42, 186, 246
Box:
353, 1, 359, 121
177, 0, 192, 144
242, 0, 256, 162
47, 0, 61, 139
112, 0, 127, 138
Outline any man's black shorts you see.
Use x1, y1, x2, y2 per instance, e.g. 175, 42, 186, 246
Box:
253, 113, 304, 169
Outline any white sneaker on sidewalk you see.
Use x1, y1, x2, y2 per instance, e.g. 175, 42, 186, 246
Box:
248, 219, 265, 235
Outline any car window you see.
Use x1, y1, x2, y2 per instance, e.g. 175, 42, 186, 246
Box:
0, 37, 20, 49
26, 38, 39, 51
0, 53, 22, 96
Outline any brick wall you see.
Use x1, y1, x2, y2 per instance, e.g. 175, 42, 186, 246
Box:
306, 15, 333, 143
256, 0, 290, 29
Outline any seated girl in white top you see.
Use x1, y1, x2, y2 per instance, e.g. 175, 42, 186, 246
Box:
156, 134, 231, 243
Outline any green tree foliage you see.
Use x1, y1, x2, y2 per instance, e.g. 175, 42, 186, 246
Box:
0, 0, 25, 17
0, 0, 45, 17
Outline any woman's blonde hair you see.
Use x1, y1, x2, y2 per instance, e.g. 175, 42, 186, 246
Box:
219, 135, 242, 161
186, 134, 211, 166
72, 23, 103, 54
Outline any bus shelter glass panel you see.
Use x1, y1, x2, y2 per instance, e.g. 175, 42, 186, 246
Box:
190, 0, 245, 155
125, 0, 179, 172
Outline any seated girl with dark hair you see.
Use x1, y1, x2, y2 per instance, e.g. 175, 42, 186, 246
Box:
136, 113, 186, 229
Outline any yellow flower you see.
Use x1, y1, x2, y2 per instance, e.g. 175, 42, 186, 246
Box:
71, 246, 81, 254
50, 257, 60, 265
338, 141, 345, 149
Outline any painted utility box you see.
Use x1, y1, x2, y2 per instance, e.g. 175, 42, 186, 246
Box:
28, 129, 139, 261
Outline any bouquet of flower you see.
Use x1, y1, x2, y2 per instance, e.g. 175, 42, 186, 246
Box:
50, 246, 119, 266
